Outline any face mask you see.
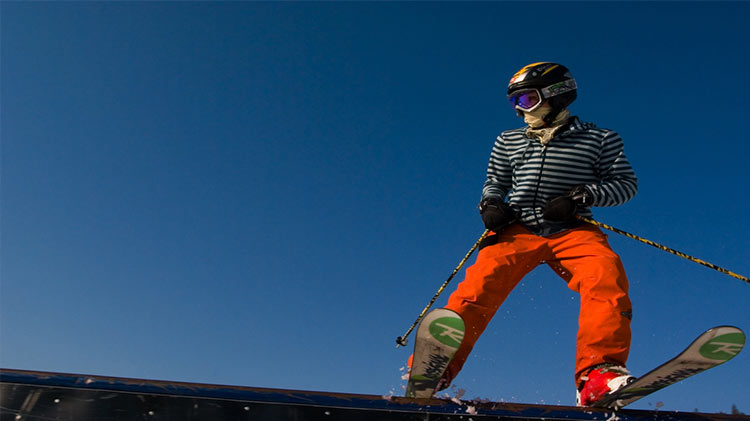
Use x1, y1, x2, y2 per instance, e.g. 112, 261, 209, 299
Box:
524, 108, 571, 145
523, 103, 552, 128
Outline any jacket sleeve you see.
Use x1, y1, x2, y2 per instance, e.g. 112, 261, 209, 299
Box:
481, 134, 513, 201
586, 130, 638, 207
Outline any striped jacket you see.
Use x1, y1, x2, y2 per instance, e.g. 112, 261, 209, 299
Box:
482, 116, 637, 235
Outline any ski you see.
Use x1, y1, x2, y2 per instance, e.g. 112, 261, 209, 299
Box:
592, 325, 745, 409
405, 308, 465, 398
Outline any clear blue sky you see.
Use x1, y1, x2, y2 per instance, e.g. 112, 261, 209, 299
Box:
2, 1, 749, 414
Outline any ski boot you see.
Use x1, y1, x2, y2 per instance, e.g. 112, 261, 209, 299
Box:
576, 364, 635, 406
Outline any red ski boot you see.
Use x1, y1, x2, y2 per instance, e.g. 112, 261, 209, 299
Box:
577, 364, 635, 406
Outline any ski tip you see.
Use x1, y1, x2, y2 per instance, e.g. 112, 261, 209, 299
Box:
423, 308, 462, 318
705, 325, 745, 344
698, 325, 745, 363
707, 325, 744, 335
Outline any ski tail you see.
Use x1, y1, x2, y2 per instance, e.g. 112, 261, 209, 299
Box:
405, 309, 464, 399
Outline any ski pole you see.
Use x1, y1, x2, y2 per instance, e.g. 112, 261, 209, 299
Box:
396, 229, 490, 348
578, 217, 750, 284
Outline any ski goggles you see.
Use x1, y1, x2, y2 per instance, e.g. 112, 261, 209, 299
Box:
508, 89, 543, 112
508, 79, 578, 112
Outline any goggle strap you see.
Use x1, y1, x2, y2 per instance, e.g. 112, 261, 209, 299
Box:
540, 79, 577, 98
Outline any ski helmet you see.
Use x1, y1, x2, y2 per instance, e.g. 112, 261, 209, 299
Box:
507, 62, 577, 123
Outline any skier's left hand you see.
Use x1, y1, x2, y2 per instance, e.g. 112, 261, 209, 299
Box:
543, 185, 593, 222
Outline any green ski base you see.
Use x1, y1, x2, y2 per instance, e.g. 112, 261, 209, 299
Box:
405, 308, 465, 399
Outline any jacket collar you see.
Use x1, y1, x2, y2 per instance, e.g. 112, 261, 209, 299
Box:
557, 116, 584, 136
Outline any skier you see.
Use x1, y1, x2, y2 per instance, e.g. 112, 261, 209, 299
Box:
415, 62, 639, 406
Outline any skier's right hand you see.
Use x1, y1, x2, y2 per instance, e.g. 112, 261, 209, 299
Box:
479, 198, 517, 232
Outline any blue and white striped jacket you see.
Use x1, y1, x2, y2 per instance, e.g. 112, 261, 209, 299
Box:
482, 116, 637, 234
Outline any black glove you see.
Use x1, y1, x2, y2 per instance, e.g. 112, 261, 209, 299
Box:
542, 185, 594, 222
479, 198, 517, 232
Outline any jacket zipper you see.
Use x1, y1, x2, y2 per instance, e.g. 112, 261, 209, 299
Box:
531, 144, 548, 227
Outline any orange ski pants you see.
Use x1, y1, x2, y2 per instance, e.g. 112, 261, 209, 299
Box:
442, 223, 632, 387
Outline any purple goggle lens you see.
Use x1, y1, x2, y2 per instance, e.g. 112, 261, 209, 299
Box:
508, 89, 542, 112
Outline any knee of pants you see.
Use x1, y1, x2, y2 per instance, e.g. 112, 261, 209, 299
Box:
567, 255, 629, 298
